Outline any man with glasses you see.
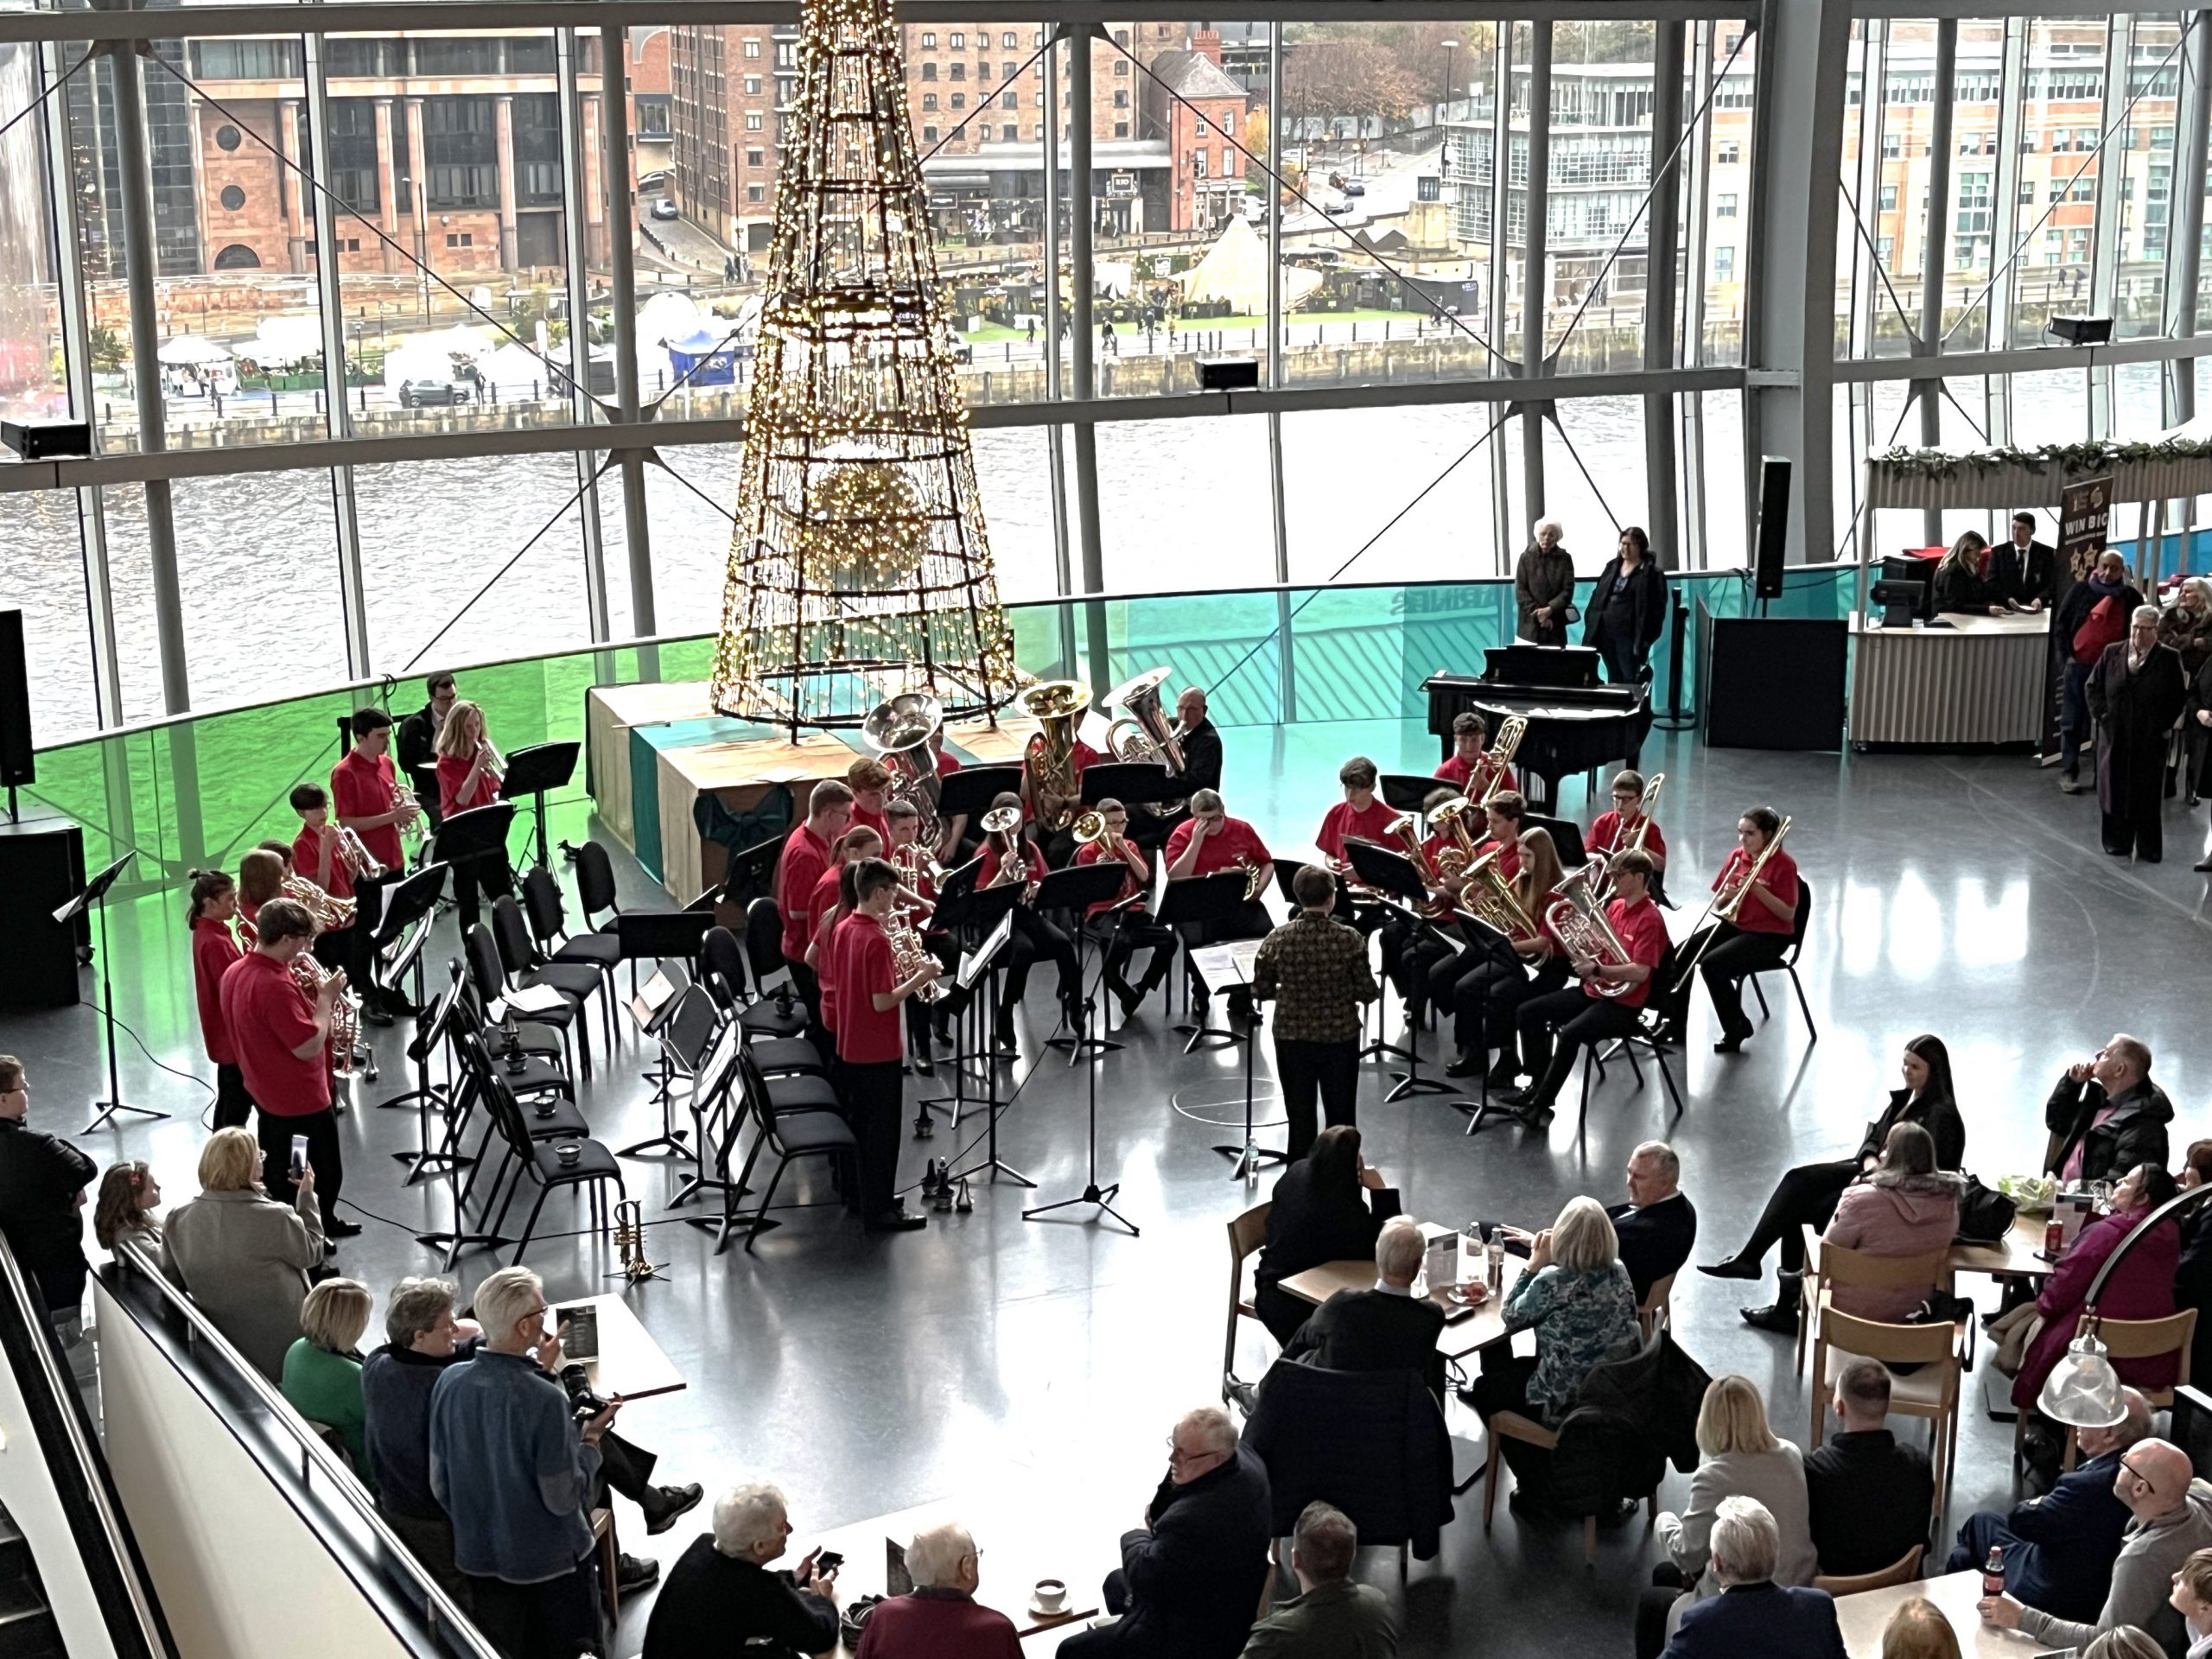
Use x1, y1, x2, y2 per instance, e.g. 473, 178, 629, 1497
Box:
1062, 1406, 1271, 1658
1978, 1438, 2212, 1655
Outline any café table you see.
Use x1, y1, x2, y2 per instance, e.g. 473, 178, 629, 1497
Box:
1832, 1569, 2037, 1657
1280, 1224, 1527, 1363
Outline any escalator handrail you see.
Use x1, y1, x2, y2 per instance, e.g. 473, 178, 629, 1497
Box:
111, 1239, 501, 1659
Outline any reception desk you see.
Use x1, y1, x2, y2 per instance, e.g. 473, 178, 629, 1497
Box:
1848, 610, 2050, 749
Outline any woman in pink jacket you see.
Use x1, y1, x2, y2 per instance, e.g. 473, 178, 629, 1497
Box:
1821, 1122, 1961, 1321
2013, 1160, 2182, 1413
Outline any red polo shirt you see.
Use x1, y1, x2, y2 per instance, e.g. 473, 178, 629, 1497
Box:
1597, 894, 1669, 1009
809, 864, 849, 1032
980, 839, 1046, 890
1476, 836, 1522, 881
331, 749, 404, 872
1075, 838, 1151, 917
1588, 810, 1667, 865
935, 749, 961, 779
436, 753, 500, 818
292, 825, 356, 900
777, 822, 836, 960
830, 912, 901, 1064
1316, 797, 1399, 862
191, 917, 243, 1065
1436, 753, 1517, 793
1165, 816, 1270, 878
1713, 845, 1800, 936
849, 802, 890, 848
219, 950, 331, 1116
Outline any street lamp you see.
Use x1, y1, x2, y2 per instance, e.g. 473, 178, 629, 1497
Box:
1440, 39, 1459, 113
398, 172, 430, 322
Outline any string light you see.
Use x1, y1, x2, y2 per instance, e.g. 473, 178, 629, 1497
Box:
711, 0, 1022, 730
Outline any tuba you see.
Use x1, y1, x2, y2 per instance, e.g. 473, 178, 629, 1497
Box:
1471, 715, 1529, 807
1018, 679, 1091, 833
1427, 797, 1484, 880
1458, 846, 1544, 956
1103, 665, 1187, 818
1542, 857, 1636, 998
863, 690, 945, 846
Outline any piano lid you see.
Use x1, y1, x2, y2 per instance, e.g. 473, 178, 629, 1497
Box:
1480, 644, 1601, 688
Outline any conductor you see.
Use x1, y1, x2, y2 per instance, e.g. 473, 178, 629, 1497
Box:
1252, 865, 1380, 1160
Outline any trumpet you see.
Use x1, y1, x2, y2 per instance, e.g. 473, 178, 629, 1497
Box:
1427, 797, 1484, 880
391, 779, 424, 847
336, 825, 385, 881
1235, 853, 1271, 906
611, 1198, 666, 1281
1019, 679, 1090, 833
1471, 715, 1529, 807
1542, 856, 1637, 998
1104, 665, 1187, 818
1669, 816, 1792, 994
885, 908, 950, 1003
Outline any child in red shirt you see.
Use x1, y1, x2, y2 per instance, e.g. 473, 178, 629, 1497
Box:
1314, 755, 1400, 865
187, 869, 254, 1129
830, 858, 942, 1231
1586, 769, 1668, 872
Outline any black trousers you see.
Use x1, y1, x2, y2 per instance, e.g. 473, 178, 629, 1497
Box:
352, 868, 399, 1006
1274, 1038, 1357, 1160
1468, 1352, 1560, 1504
1450, 954, 1570, 1068
1732, 1158, 1857, 1274
257, 1104, 343, 1229
1595, 632, 1650, 688
1382, 914, 1454, 1010
785, 960, 831, 1060
213, 1061, 256, 1131
311, 926, 354, 976
450, 849, 514, 938
1097, 912, 1174, 1001
2103, 807, 2164, 861
1657, 922, 1788, 1039
463, 1560, 601, 1659
833, 1057, 904, 1217
1517, 987, 1644, 1108
999, 906, 1078, 1021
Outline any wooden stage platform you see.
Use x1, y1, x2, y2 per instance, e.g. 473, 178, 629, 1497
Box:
586, 682, 1038, 903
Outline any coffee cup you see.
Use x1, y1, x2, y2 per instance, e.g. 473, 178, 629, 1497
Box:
556, 1142, 582, 1167
1033, 1580, 1066, 1613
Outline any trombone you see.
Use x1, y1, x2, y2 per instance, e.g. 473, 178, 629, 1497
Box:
1668, 815, 1792, 994
1472, 715, 1529, 807
1594, 771, 1664, 903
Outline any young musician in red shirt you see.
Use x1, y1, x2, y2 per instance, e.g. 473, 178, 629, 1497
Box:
1314, 756, 1399, 866
1074, 798, 1173, 1021
846, 758, 893, 849
332, 706, 422, 1020
829, 858, 942, 1231
1586, 770, 1668, 873
884, 799, 963, 1057
290, 782, 361, 979
1652, 805, 1799, 1055
1435, 711, 1517, 795
1478, 792, 1527, 880
1441, 827, 1571, 1084
219, 897, 353, 1236
807, 826, 887, 1042
775, 780, 855, 1047
977, 791, 1079, 1053
1162, 787, 1274, 1020
188, 869, 255, 1130
1500, 849, 1669, 1127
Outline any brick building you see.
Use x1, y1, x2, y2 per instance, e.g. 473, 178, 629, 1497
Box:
667, 22, 792, 254
1141, 32, 1249, 232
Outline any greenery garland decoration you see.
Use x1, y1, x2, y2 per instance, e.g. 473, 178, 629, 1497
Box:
1872, 436, 2212, 482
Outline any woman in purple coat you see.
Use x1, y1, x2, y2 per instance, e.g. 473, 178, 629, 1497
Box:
2013, 1161, 2182, 1414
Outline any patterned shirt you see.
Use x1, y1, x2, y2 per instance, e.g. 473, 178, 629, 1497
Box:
1500, 1260, 1640, 1422
1252, 911, 1379, 1044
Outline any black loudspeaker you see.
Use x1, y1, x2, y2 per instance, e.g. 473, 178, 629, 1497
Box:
0, 819, 84, 1009
0, 610, 31, 787
1702, 613, 1847, 752
1754, 457, 1791, 601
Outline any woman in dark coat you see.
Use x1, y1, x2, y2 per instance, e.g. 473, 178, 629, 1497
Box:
2087, 605, 2187, 862
1697, 1033, 1965, 1332
2181, 601, 2212, 810
1515, 518, 1578, 646
1933, 531, 2006, 617
1583, 525, 1669, 684
1253, 1124, 1400, 1342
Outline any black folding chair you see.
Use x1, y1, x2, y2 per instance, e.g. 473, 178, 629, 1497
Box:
490, 899, 606, 1078
465, 1035, 623, 1266
719, 1047, 857, 1254
522, 865, 623, 1020
738, 899, 810, 1041
1743, 880, 1819, 1043
467, 923, 584, 1082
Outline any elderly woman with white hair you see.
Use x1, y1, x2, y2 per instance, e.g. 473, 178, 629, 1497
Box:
851, 1521, 1020, 1658
1516, 516, 1579, 646
2086, 601, 2188, 862
1649, 1497, 1845, 1658
643, 1481, 840, 1659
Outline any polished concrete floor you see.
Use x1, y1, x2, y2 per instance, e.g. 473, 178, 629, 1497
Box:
10, 717, 2212, 1657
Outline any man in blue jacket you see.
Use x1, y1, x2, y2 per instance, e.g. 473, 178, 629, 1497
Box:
1943, 1387, 2149, 1622
1661, 1497, 1845, 1659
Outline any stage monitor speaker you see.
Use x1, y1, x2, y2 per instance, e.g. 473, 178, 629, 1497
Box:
1754, 458, 1791, 600
0, 609, 32, 787
1700, 613, 1847, 752
0, 818, 85, 1009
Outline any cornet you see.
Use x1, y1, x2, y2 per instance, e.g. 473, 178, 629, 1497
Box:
1071, 807, 1122, 858
608, 1198, 666, 1282
336, 825, 385, 880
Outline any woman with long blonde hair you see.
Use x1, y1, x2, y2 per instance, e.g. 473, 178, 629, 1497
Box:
1441, 824, 1572, 1086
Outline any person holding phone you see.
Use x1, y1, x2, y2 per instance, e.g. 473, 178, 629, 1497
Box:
644, 1483, 841, 1659
161, 1128, 325, 1382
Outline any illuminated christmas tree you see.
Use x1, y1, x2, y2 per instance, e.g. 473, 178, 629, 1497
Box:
709, 0, 1020, 730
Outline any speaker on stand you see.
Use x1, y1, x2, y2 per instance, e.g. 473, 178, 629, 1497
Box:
1651, 594, 1697, 734
1753, 456, 1792, 613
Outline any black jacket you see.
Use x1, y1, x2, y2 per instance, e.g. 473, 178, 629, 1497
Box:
1803, 1429, 1932, 1576
1934, 563, 1998, 616
1992, 539, 2059, 608
640, 1539, 838, 1659
1857, 1088, 1966, 1174
0, 1117, 96, 1314
1514, 543, 1578, 645
1955, 1450, 2132, 1622
2055, 577, 2145, 664
1255, 1163, 1400, 1344
1662, 1582, 1847, 1659
1177, 719, 1224, 798
1583, 557, 1669, 655
1282, 1286, 1446, 1400
2043, 1074, 2172, 1183
1548, 1330, 1711, 1518
1116, 1443, 1274, 1659
1243, 1360, 1454, 1561
1606, 1193, 1697, 1305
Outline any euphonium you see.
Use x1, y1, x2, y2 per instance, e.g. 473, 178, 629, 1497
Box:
1472, 715, 1529, 806
862, 690, 944, 846
1103, 665, 1187, 818
1458, 846, 1544, 955
1018, 679, 1091, 833
1541, 856, 1636, 998
1382, 814, 1437, 883
1427, 797, 1484, 879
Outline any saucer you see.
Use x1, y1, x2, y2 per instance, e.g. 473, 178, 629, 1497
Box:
1028, 1599, 1071, 1620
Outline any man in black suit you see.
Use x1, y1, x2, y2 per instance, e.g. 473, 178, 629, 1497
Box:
1173, 685, 1224, 797
1805, 1360, 1933, 1577
1659, 1498, 1847, 1659
1992, 512, 2059, 612
1281, 1217, 1446, 1400
1944, 1388, 2149, 1624
1609, 1141, 1697, 1306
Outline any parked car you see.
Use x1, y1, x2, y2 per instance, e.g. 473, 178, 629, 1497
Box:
650, 198, 680, 221
395, 378, 472, 409
1323, 197, 1355, 217
637, 170, 670, 194
1342, 178, 1367, 197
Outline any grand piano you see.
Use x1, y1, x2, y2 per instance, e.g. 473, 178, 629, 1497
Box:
1421, 645, 1650, 813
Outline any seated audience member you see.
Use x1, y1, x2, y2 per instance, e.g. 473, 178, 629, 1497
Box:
1252, 1127, 1400, 1345
1947, 1388, 2150, 1624
1878, 1597, 1961, 1659
1657, 1497, 1845, 1659
1236, 1502, 1398, 1658
282, 1276, 373, 1475
160, 1126, 324, 1382
1819, 1122, 1961, 1320
93, 1160, 163, 1252
2083, 1630, 2167, 1659
1465, 1197, 1641, 1515
1803, 1359, 1934, 1577
0, 1055, 97, 1335
1609, 1140, 1697, 1305
1281, 1216, 1446, 1400
644, 1483, 839, 1659
2046, 1036, 2172, 1186
2178, 1147, 2212, 1389
1641, 1375, 1818, 1657
1980, 1440, 2212, 1655
852, 1522, 1020, 1659
2004, 1164, 2181, 1420
1933, 531, 2006, 617
1060, 1406, 1272, 1659
2169, 1548, 2212, 1659
429, 1266, 619, 1658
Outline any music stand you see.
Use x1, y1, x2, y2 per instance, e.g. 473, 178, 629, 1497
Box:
59, 854, 165, 1134
392, 981, 469, 1180
1079, 760, 1168, 806
947, 912, 1033, 1190
1035, 861, 1131, 1060
938, 765, 1020, 828
651, 983, 723, 1172
433, 801, 517, 931
1523, 812, 1586, 870
1342, 840, 1460, 1104
500, 741, 580, 871
371, 861, 449, 1087
1023, 904, 1137, 1237
1380, 772, 1445, 816
1340, 840, 1421, 1066
1190, 944, 1283, 1179
416, 1012, 518, 1264
1155, 870, 1256, 1054
617, 910, 715, 978
918, 862, 1008, 1122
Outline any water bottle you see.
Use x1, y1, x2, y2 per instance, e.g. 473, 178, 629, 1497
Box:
1981, 1544, 2005, 1599
1485, 1227, 1505, 1291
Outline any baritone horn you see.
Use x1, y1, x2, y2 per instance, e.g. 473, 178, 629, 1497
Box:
1018, 679, 1091, 832
1542, 857, 1636, 998
1104, 665, 1187, 817
862, 690, 945, 843
1426, 797, 1484, 880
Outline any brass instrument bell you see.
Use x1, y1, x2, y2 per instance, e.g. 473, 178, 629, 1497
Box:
1018, 679, 1091, 832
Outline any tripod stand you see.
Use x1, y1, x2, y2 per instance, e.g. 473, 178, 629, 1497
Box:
1023, 926, 1135, 1236
1209, 976, 1282, 1180
60, 855, 168, 1135
948, 914, 1033, 1192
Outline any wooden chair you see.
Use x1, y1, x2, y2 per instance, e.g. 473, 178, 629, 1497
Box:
591, 1507, 620, 1619
1812, 1543, 1923, 1596
1810, 1303, 1967, 1498
2050, 1308, 2199, 1471
1224, 1201, 1272, 1401
1638, 1271, 1677, 1341
1795, 1232, 1951, 1378
1481, 1412, 1657, 1567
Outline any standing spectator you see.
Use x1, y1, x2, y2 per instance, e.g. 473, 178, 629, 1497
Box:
0, 1056, 96, 1335
1252, 864, 1380, 1160
92, 1160, 163, 1253
2055, 550, 2145, 794
161, 1127, 325, 1382
429, 1266, 618, 1659
283, 1276, 374, 1475
2159, 579, 2212, 678
643, 1483, 839, 1659
1803, 1360, 1933, 1577
1583, 525, 1669, 685
2088, 605, 2188, 861
1514, 517, 1577, 646
853, 1521, 1020, 1659
1236, 1503, 1398, 1658
1657, 1498, 1845, 1659
1252, 1127, 1399, 1344
2045, 1035, 2171, 1187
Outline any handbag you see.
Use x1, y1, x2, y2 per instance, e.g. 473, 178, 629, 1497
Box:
1954, 1175, 2017, 1246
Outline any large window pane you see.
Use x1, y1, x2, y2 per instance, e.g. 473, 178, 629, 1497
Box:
2008, 16, 2110, 345
1281, 403, 1503, 583
0, 489, 101, 741
2114, 15, 2182, 341
1096, 412, 1270, 590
